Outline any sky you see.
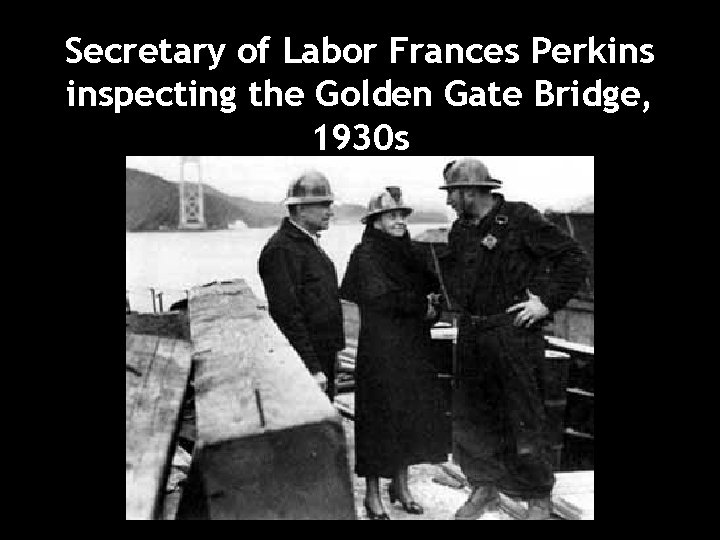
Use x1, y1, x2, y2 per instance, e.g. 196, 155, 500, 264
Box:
125, 155, 594, 212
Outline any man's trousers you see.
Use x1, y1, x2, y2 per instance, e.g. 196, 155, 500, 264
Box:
452, 318, 555, 499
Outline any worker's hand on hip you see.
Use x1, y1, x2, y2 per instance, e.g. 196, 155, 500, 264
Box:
506, 289, 549, 328
312, 371, 328, 391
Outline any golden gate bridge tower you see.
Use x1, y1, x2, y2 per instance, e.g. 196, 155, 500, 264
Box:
179, 156, 206, 230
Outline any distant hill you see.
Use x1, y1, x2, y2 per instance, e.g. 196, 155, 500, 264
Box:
572, 196, 594, 214
201, 185, 285, 228
126, 168, 448, 230
126, 169, 244, 230
546, 195, 594, 214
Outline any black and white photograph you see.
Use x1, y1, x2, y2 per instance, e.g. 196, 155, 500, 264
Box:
125, 155, 595, 520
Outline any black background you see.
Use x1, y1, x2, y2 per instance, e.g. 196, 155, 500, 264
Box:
64, 29, 664, 155
47, 22, 675, 520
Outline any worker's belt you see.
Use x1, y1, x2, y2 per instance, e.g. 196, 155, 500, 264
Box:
467, 312, 516, 331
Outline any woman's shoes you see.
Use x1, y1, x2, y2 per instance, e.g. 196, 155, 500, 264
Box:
388, 483, 424, 515
364, 500, 391, 520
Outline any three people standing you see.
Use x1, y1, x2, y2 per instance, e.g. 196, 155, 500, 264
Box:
259, 160, 590, 520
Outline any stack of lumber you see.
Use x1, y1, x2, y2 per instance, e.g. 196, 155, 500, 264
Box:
126, 333, 193, 520
184, 279, 356, 520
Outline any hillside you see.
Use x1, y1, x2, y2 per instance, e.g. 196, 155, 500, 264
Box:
546, 195, 594, 214
126, 169, 244, 231
127, 168, 448, 230
202, 184, 448, 225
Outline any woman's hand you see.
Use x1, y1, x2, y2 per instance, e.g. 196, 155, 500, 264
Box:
427, 293, 443, 306
425, 293, 442, 320
312, 371, 328, 391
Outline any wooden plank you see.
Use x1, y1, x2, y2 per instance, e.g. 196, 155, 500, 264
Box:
187, 279, 356, 520
125, 334, 160, 432
431, 325, 457, 341
338, 352, 356, 363
545, 336, 594, 356
335, 401, 355, 420
334, 392, 355, 417
567, 387, 594, 398
565, 428, 594, 439
545, 350, 570, 360
126, 334, 192, 520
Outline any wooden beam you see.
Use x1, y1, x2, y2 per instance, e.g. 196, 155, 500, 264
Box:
545, 336, 595, 357
567, 387, 594, 398
126, 333, 193, 520
187, 279, 356, 520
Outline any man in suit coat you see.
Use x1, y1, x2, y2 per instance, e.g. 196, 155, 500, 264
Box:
258, 171, 345, 399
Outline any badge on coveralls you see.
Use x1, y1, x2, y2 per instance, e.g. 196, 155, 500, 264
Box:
481, 233, 498, 250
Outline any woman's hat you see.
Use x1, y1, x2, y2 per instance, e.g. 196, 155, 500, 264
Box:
361, 186, 414, 224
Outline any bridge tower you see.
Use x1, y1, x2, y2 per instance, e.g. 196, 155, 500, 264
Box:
179, 156, 206, 230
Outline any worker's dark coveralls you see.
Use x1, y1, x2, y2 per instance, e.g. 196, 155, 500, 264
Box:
258, 217, 345, 400
442, 194, 589, 499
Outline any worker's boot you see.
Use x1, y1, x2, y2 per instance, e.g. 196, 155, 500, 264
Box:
523, 497, 552, 520
454, 485, 499, 520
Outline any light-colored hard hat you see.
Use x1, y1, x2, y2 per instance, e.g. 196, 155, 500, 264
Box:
440, 158, 502, 190
283, 170, 335, 205
361, 186, 413, 224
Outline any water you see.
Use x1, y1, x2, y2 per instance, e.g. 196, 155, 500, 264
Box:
126, 222, 446, 313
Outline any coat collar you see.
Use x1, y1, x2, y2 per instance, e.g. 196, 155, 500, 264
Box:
280, 217, 315, 243
288, 217, 321, 244
279, 217, 334, 266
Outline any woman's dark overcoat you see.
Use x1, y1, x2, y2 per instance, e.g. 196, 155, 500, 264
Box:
340, 226, 448, 478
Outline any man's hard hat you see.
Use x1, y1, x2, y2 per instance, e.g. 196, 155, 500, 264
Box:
284, 170, 335, 205
361, 186, 414, 224
439, 158, 502, 190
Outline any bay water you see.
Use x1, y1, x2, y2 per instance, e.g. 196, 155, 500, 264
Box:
126, 222, 447, 313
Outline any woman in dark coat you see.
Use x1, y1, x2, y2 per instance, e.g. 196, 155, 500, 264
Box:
340, 186, 448, 520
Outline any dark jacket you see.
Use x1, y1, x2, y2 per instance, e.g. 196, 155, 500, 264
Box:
442, 194, 590, 317
341, 226, 448, 477
258, 218, 345, 374
442, 196, 589, 498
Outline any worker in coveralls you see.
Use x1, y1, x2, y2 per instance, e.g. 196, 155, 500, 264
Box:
258, 171, 345, 399
439, 158, 590, 520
